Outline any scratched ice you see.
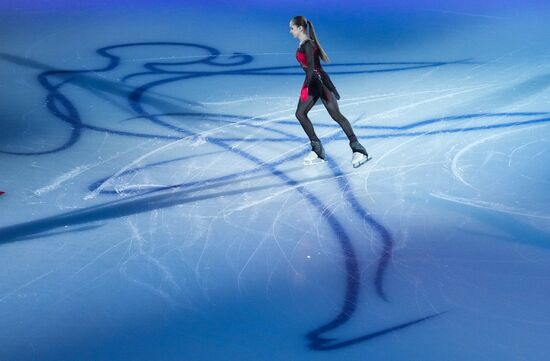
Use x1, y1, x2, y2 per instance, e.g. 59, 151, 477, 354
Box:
1, 1, 550, 360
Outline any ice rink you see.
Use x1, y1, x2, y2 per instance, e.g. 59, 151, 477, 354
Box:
1, 0, 550, 360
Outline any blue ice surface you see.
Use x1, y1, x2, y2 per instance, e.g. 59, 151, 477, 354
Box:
1, 1, 550, 360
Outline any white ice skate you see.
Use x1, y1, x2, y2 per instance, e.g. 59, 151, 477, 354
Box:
303, 151, 325, 166
351, 152, 369, 168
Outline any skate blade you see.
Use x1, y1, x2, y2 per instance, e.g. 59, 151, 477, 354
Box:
304, 158, 326, 166
352, 156, 372, 168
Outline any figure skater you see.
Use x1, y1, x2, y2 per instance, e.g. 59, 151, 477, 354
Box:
289, 16, 369, 167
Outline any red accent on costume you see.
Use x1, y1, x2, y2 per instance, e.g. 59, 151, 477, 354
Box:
300, 87, 309, 101
295, 40, 340, 102
296, 51, 307, 66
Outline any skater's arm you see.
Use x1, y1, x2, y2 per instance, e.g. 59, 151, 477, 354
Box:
304, 40, 314, 88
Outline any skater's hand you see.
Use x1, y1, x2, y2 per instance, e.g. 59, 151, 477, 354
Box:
300, 87, 309, 102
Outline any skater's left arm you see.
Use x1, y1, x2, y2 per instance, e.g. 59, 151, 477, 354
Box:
304, 40, 315, 89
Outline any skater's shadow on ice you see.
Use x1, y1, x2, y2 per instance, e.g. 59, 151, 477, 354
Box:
0, 158, 445, 351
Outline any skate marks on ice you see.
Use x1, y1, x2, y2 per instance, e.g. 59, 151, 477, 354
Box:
0, 153, 444, 351
272, 112, 550, 143
0, 42, 474, 155
0, 42, 511, 351
432, 123, 550, 250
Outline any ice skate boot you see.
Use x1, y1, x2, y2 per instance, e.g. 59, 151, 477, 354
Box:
350, 141, 370, 168
304, 140, 325, 166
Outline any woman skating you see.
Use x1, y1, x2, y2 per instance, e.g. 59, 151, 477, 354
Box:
289, 15, 369, 167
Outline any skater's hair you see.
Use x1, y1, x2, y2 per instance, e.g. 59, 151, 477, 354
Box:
291, 16, 330, 63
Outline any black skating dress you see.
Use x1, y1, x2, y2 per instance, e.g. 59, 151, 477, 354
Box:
295, 39, 340, 102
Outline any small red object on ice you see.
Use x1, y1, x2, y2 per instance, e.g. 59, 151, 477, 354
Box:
0, 192, 5, 196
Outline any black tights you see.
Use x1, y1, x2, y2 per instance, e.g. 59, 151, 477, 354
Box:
295, 90, 357, 144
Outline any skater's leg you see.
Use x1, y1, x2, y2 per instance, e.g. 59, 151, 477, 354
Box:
320, 90, 358, 144
321, 89, 369, 168
295, 95, 320, 141
296, 95, 325, 164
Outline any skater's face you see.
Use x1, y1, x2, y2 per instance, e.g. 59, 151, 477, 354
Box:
289, 22, 304, 38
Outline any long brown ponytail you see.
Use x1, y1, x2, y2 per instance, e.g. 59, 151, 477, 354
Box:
291, 16, 330, 63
